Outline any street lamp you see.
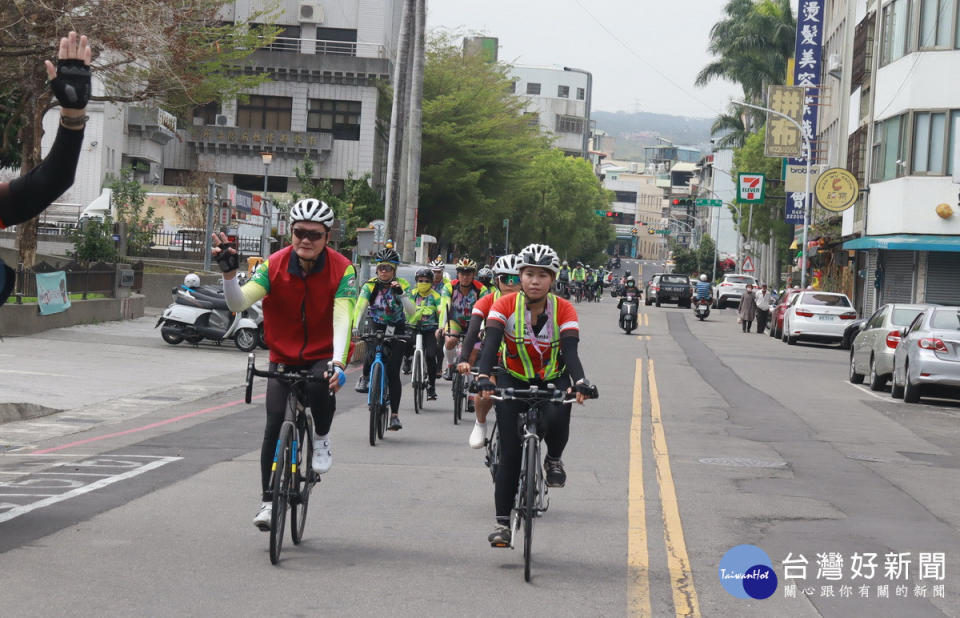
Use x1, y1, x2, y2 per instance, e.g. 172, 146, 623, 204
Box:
732, 98, 812, 289
261, 152, 273, 258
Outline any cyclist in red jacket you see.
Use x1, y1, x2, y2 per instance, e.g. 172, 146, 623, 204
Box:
212, 198, 356, 531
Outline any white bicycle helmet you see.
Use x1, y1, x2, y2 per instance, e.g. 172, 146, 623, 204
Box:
289, 198, 335, 228
518, 243, 560, 274
184, 273, 200, 288
493, 253, 521, 276
429, 256, 445, 271
700, 274, 709, 281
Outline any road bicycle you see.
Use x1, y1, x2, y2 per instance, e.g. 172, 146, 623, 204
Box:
573, 282, 584, 304
362, 328, 410, 446
484, 417, 500, 483
489, 382, 599, 582
245, 353, 331, 565
446, 330, 471, 425
409, 320, 432, 414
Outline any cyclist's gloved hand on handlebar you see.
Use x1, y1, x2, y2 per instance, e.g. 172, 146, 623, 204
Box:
327, 364, 346, 392
569, 378, 595, 405
476, 376, 495, 399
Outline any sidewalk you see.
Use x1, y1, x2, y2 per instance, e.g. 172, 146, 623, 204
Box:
0, 311, 253, 448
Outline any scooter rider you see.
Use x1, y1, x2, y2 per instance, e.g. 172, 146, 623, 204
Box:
617, 277, 640, 309
694, 274, 712, 305
211, 198, 356, 531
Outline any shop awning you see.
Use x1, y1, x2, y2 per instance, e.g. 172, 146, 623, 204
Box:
842, 234, 960, 252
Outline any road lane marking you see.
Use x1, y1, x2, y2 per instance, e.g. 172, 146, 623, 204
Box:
844, 381, 891, 401
0, 456, 181, 524
30, 394, 267, 455
628, 359, 651, 617
648, 359, 701, 617
644, 313, 649, 327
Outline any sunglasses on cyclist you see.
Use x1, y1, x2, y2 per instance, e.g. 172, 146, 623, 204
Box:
500, 275, 520, 285
376, 263, 396, 272
292, 228, 326, 241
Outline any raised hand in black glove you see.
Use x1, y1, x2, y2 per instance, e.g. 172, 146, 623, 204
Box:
45, 32, 93, 110
211, 232, 240, 273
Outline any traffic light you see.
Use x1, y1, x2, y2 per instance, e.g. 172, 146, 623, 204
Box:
606, 211, 614, 217
647, 228, 655, 235
671, 197, 693, 207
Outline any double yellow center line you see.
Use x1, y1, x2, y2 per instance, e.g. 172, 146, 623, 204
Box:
629, 358, 701, 617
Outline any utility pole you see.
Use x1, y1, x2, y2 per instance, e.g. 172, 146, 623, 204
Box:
203, 177, 216, 272
384, 0, 414, 247
401, 0, 425, 262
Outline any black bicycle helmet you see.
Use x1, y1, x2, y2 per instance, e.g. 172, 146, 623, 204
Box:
415, 267, 432, 281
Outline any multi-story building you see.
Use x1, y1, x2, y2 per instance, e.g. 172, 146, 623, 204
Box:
839, 0, 960, 312
508, 65, 591, 158
38, 0, 402, 233
600, 167, 665, 259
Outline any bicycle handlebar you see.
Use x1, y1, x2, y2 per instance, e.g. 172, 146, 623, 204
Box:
488, 383, 599, 405
244, 353, 333, 404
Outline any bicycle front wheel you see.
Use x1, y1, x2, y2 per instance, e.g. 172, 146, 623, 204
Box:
452, 373, 463, 425
485, 420, 500, 483
523, 438, 538, 582
412, 353, 423, 414
269, 423, 294, 565
290, 415, 313, 545
369, 363, 382, 446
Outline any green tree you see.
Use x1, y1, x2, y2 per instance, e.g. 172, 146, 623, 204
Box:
107, 168, 163, 256
292, 158, 384, 249
0, 0, 280, 266
509, 149, 614, 264
68, 217, 117, 262
419, 34, 549, 256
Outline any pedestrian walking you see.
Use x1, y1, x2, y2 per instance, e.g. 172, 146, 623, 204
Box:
738, 283, 758, 333
754, 283, 775, 334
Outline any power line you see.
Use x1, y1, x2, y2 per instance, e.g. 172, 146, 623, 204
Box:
570, 0, 727, 117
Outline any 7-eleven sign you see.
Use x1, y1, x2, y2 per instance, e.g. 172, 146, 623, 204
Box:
738, 173, 766, 204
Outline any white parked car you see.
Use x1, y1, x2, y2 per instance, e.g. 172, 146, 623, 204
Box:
781, 291, 857, 345
849, 303, 928, 390
713, 273, 757, 309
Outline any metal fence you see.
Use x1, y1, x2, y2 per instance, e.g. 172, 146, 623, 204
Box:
11, 260, 144, 304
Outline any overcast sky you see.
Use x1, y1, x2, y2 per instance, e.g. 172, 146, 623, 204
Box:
427, 0, 745, 119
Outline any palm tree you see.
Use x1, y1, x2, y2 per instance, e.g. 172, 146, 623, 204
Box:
696, 0, 795, 105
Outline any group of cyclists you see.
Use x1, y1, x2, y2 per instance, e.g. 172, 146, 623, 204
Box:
556, 261, 607, 303
212, 198, 594, 547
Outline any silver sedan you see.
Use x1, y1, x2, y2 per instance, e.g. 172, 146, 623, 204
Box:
849, 303, 928, 390
891, 306, 960, 403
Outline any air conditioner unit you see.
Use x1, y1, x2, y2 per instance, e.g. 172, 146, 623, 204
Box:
299, 2, 324, 23
827, 53, 842, 74
215, 114, 228, 126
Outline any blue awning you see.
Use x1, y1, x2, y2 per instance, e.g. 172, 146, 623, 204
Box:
842, 234, 960, 252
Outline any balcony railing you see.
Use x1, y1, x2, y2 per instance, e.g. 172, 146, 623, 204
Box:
257, 36, 385, 58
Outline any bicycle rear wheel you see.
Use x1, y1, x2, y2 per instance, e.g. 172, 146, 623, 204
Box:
523, 438, 538, 582
269, 423, 293, 564
290, 412, 313, 545
369, 363, 382, 446
452, 373, 463, 425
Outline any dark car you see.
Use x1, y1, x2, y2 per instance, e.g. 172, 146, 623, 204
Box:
840, 318, 866, 350
652, 274, 692, 308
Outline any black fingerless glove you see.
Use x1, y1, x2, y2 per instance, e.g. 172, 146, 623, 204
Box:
49, 59, 91, 109
476, 377, 496, 393
574, 379, 597, 398
213, 242, 239, 273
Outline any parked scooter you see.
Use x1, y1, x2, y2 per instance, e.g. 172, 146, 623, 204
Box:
156, 285, 260, 352
617, 291, 640, 334
694, 297, 712, 321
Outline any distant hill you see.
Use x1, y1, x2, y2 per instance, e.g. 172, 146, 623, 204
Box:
592, 110, 715, 161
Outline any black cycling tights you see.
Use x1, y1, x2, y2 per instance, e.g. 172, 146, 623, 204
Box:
493, 373, 572, 521
261, 359, 335, 500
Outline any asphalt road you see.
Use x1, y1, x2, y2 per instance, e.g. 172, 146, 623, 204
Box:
2, 294, 960, 616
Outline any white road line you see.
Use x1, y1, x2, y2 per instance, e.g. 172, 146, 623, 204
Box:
0, 456, 182, 524
844, 381, 891, 401
32, 472, 113, 477
0, 494, 59, 498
